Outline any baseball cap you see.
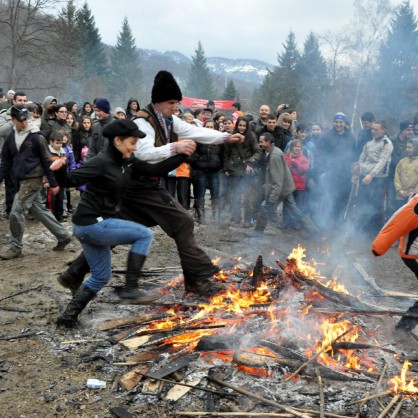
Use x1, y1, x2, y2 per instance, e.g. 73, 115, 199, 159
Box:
11, 105, 29, 121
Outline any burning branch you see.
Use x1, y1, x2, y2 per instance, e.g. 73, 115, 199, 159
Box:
284, 328, 352, 382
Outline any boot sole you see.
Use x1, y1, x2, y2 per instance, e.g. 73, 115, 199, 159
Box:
119, 296, 160, 305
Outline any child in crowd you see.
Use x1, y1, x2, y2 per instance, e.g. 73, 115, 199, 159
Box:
62, 132, 76, 213
47, 132, 67, 222
285, 139, 309, 213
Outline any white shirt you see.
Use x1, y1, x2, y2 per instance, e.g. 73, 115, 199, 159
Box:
134, 114, 228, 163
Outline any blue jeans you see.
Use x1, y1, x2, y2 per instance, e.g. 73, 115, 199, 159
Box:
72, 218, 153, 292
195, 170, 219, 201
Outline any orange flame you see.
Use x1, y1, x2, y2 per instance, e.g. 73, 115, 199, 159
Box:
389, 361, 418, 393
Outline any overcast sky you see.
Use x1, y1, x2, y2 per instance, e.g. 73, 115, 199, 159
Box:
82, 0, 404, 64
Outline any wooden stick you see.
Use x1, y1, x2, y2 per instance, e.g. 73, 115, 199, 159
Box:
0, 332, 36, 341
208, 376, 312, 418
130, 371, 231, 396
331, 342, 397, 355
0, 285, 42, 302
377, 395, 400, 418
174, 413, 303, 417
389, 399, 403, 418
60, 338, 106, 344
0, 306, 31, 313
312, 308, 418, 319
284, 329, 352, 382
348, 390, 393, 405
315, 367, 325, 418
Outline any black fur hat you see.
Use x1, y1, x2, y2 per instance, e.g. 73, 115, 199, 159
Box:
151, 71, 182, 103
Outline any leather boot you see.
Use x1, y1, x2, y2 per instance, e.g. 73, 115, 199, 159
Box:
57, 270, 83, 295
185, 278, 225, 296
57, 252, 91, 294
395, 301, 418, 332
118, 253, 159, 303
194, 199, 205, 224
56, 284, 96, 327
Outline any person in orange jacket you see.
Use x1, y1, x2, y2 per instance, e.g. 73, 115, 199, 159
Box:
372, 193, 418, 333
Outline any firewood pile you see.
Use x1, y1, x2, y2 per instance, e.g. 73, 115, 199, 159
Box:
94, 246, 418, 417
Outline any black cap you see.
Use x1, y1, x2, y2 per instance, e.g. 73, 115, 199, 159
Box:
11, 105, 29, 121
102, 119, 146, 139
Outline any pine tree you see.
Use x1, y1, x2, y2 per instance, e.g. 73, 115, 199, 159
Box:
76, 2, 109, 80
298, 32, 329, 121
186, 42, 215, 99
110, 17, 142, 103
257, 31, 301, 110
222, 79, 237, 100
377, 0, 418, 118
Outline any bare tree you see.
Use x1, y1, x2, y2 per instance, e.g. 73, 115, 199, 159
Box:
0, 0, 63, 89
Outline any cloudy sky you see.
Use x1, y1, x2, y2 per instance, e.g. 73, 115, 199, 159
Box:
83, 0, 404, 64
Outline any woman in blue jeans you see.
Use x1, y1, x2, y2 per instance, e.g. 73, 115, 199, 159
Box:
51, 119, 186, 327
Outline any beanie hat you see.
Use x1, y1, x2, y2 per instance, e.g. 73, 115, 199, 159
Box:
103, 119, 145, 139
333, 112, 349, 124
95, 98, 111, 114
114, 106, 126, 116
43, 96, 56, 107
399, 120, 413, 132
151, 71, 182, 103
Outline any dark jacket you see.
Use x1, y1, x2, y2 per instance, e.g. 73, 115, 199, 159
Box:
190, 143, 223, 172
72, 129, 92, 163
0, 129, 58, 187
44, 118, 72, 141
84, 114, 116, 162
223, 132, 262, 176
259, 126, 285, 150
65, 145, 186, 226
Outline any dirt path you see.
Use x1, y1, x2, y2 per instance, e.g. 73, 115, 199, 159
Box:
1, 189, 417, 417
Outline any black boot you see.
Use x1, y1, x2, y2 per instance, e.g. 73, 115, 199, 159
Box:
118, 253, 159, 303
57, 252, 90, 294
195, 199, 205, 224
185, 278, 225, 296
56, 285, 96, 327
395, 302, 418, 332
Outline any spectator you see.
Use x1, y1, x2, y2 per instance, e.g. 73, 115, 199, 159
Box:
125, 98, 140, 120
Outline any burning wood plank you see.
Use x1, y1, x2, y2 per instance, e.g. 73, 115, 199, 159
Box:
99, 313, 165, 331
251, 255, 264, 288
147, 352, 200, 380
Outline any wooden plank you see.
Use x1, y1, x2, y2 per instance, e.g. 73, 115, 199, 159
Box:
141, 378, 164, 395
165, 379, 201, 401
99, 313, 162, 331
119, 335, 153, 350
119, 364, 150, 391
148, 353, 200, 380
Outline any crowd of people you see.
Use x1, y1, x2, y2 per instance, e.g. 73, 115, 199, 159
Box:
1, 72, 418, 332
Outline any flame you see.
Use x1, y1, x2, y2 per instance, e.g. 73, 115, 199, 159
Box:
159, 330, 215, 351
287, 244, 349, 294
389, 361, 418, 393
212, 257, 221, 265
306, 319, 362, 370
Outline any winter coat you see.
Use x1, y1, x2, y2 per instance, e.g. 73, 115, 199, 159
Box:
84, 114, 116, 162
64, 145, 186, 226
359, 135, 393, 178
372, 194, 418, 260
223, 132, 261, 176
72, 129, 92, 163
389, 134, 409, 177
190, 142, 223, 172
285, 152, 309, 190
394, 138, 418, 199
263, 146, 295, 203
0, 128, 57, 187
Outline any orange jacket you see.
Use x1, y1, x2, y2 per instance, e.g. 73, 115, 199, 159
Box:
372, 194, 418, 259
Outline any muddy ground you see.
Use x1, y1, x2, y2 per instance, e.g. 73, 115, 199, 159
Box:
1, 187, 418, 418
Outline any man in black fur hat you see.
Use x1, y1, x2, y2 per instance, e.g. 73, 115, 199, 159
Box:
58, 71, 244, 298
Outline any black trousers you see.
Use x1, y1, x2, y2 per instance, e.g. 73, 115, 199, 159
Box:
396, 257, 418, 331
68, 179, 219, 284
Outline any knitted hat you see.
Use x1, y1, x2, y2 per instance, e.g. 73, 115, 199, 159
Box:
43, 96, 56, 107
399, 120, 413, 132
95, 98, 111, 114
103, 119, 145, 139
114, 106, 126, 116
333, 112, 349, 124
151, 71, 182, 103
